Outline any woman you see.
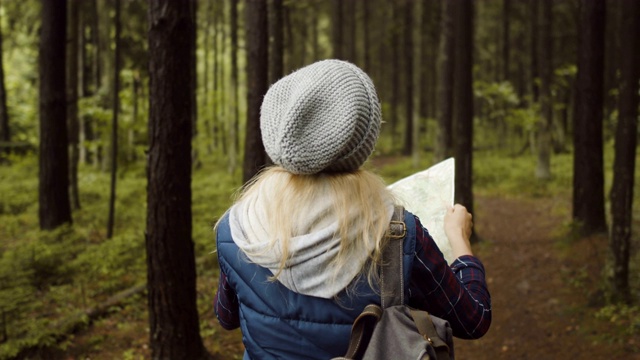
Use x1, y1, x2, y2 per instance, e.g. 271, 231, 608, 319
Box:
214, 60, 491, 359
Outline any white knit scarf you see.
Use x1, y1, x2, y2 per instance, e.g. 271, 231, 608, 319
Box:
228, 185, 394, 299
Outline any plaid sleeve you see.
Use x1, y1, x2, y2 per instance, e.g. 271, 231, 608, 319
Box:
407, 215, 492, 339
214, 270, 240, 330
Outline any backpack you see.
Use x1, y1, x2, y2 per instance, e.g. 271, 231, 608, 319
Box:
333, 206, 454, 360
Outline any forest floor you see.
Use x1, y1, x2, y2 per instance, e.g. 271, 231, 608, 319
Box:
47, 194, 639, 359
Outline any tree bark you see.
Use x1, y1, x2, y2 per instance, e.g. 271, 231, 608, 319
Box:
78, 0, 97, 164
67, 0, 81, 210
609, 0, 639, 304
530, 0, 539, 102
344, 0, 356, 63
572, 0, 607, 234
502, 0, 510, 82
191, 0, 198, 141
362, 0, 371, 73
217, 1, 228, 155
243, 0, 269, 183
332, 0, 343, 60
603, 1, 620, 119
202, 0, 212, 154
39, 0, 72, 230
96, 0, 113, 170
418, 0, 432, 120
535, 0, 552, 180
435, 0, 455, 162
146, 0, 207, 358
106, 0, 121, 239
212, 0, 220, 152
269, 0, 284, 85
229, 0, 239, 173
311, 1, 319, 62
0, 8, 10, 148
92, 0, 101, 93
390, 0, 400, 144
402, 0, 413, 156
453, 0, 474, 236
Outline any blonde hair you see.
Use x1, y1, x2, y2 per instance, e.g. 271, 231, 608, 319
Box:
221, 166, 395, 291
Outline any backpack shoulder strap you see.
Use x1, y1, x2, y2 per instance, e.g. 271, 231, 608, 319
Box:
380, 206, 406, 308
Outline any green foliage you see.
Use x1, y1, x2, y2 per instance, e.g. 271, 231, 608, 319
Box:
473, 150, 573, 198
474, 80, 539, 133
594, 305, 640, 341
0, 225, 86, 358
0, 150, 242, 356
2, 0, 40, 145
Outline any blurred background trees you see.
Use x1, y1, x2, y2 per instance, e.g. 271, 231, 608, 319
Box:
0, 0, 638, 357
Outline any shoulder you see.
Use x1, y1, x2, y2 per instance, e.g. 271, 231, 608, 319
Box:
399, 208, 418, 250
215, 211, 233, 245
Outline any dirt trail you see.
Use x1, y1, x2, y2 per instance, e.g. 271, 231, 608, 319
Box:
456, 195, 639, 359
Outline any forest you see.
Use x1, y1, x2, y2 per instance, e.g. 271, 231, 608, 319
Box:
0, 0, 638, 359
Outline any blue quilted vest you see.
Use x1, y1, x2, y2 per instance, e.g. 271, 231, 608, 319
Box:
216, 211, 417, 360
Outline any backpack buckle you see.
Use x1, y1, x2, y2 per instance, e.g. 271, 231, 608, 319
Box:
388, 221, 406, 239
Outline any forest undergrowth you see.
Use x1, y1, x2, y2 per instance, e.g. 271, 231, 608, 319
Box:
0, 149, 639, 359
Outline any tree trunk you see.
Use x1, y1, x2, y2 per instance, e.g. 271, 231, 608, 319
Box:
311, 1, 319, 62
515, 1, 526, 105
428, 1, 441, 121
92, 0, 101, 93
67, 0, 81, 210
283, 5, 293, 72
228, 0, 239, 173
418, 0, 432, 120
530, 0, 539, 102
297, 6, 309, 67
130, 73, 140, 162
572, 0, 607, 234
269, 0, 284, 85
78, 0, 97, 164
402, 0, 413, 156
106, 0, 121, 239
390, 1, 400, 145
146, 0, 207, 358
217, 1, 228, 155
203, 0, 212, 154
435, 0, 455, 162
502, 0, 510, 82
243, 0, 269, 183
332, 0, 343, 60
0, 8, 10, 148
191, 0, 198, 141
212, 0, 220, 152
97, 0, 114, 171
609, 0, 640, 304
39, 0, 72, 230
344, 0, 356, 63
362, 0, 371, 73
453, 0, 474, 240
535, 0, 552, 180
603, 1, 620, 119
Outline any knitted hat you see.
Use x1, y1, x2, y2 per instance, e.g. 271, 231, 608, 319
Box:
260, 60, 382, 174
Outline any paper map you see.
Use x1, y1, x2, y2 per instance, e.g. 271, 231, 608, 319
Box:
387, 158, 455, 264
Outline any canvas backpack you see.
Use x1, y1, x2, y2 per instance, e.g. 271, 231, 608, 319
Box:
333, 206, 454, 360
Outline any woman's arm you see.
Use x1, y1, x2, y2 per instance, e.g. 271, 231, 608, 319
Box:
407, 213, 492, 339
214, 270, 241, 330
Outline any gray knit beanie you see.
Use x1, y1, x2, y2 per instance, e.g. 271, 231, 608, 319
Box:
260, 59, 382, 174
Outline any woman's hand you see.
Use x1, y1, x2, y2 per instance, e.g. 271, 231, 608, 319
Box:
444, 204, 474, 258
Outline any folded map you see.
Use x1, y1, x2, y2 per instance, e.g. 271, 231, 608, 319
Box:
387, 158, 455, 264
